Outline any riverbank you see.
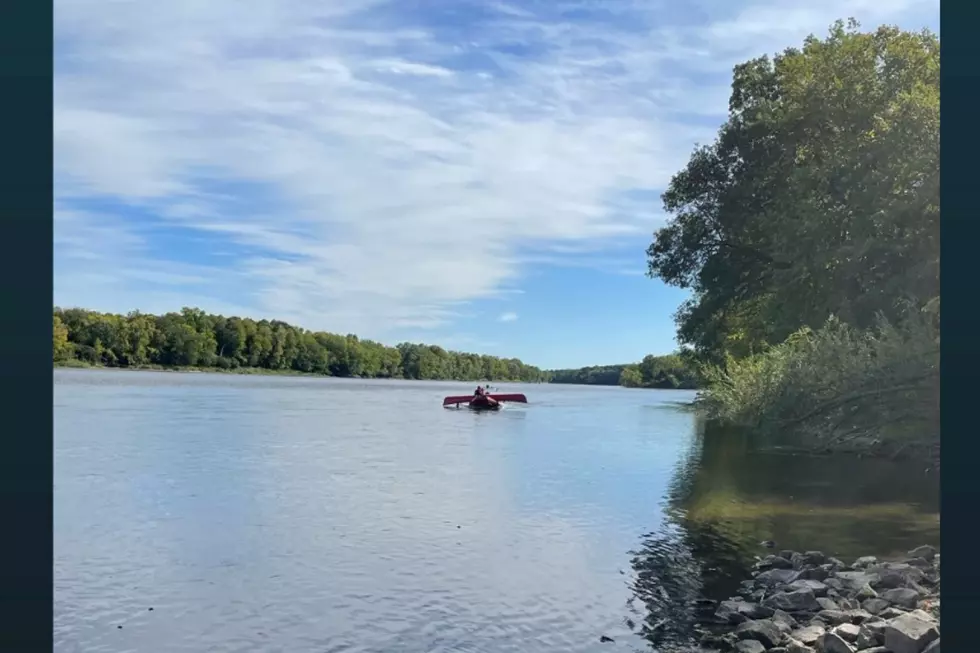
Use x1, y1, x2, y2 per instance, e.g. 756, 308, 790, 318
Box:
699, 545, 940, 653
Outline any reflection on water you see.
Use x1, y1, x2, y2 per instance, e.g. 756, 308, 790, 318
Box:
626, 420, 940, 651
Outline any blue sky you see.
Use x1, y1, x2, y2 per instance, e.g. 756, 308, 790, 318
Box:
53, 0, 939, 369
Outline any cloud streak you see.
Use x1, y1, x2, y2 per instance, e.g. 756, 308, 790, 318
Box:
498, 312, 518, 323
53, 0, 939, 339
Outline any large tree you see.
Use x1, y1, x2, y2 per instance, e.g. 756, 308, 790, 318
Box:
647, 20, 939, 360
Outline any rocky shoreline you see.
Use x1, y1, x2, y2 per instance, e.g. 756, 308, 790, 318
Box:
699, 545, 940, 653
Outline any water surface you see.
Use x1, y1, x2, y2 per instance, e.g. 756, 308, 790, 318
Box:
54, 369, 938, 652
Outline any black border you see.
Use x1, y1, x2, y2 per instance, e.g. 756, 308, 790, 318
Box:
0, 0, 53, 648
941, 1, 979, 651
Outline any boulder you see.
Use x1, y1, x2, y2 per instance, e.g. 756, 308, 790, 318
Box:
788, 580, 830, 597
816, 598, 841, 612
835, 572, 874, 592
853, 556, 878, 568
799, 567, 830, 582
757, 569, 802, 587
856, 623, 884, 649
790, 624, 825, 646
765, 589, 821, 613
862, 598, 891, 615
922, 638, 940, 653
881, 587, 921, 609
780, 550, 798, 561
772, 610, 799, 630
784, 638, 814, 653
717, 600, 775, 623
762, 555, 795, 570
871, 564, 926, 590
735, 640, 766, 653
854, 584, 878, 601
883, 612, 940, 653
823, 577, 845, 592
736, 619, 783, 648
818, 632, 856, 653
905, 557, 932, 569
815, 610, 851, 626
803, 551, 827, 565
833, 623, 860, 642
908, 545, 937, 561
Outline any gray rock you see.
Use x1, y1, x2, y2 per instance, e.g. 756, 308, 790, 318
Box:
757, 569, 802, 587
735, 640, 766, 653
765, 589, 821, 613
922, 638, 939, 653
803, 551, 827, 565
818, 632, 856, 653
827, 557, 848, 569
844, 609, 874, 624
790, 624, 825, 646
853, 556, 878, 568
881, 587, 920, 609
788, 580, 830, 597
800, 567, 830, 582
817, 597, 841, 612
780, 550, 798, 561
815, 610, 851, 626
908, 545, 937, 561
883, 612, 939, 653
855, 584, 878, 600
859, 648, 890, 653
717, 600, 775, 623
823, 577, 845, 591
773, 610, 799, 630
833, 623, 860, 642
880, 607, 908, 619
856, 623, 884, 649
769, 648, 789, 653
871, 564, 926, 590
763, 555, 795, 570
839, 599, 861, 611
835, 572, 874, 591
784, 639, 814, 653
905, 557, 932, 569
862, 598, 891, 615
736, 619, 783, 648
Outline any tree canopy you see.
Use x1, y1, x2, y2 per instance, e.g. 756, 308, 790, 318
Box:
647, 20, 939, 361
53, 307, 549, 383
547, 353, 699, 390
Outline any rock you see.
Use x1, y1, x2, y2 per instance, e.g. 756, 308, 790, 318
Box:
823, 577, 844, 592
765, 589, 821, 613
800, 567, 830, 582
803, 551, 827, 565
790, 624, 825, 646
862, 598, 891, 615
784, 638, 815, 653
905, 557, 932, 569
735, 640, 766, 653
818, 632, 856, 653
757, 569, 802, 587
884, 612, 939, 653
827, 557, 848, 569
769, 648, 788, 653
844, 609, 874, 624
717, 600, 774, 623
859, 648, 890, 653
701, 632, 737, 650
736, 619, 783, 648
815, 610, 851, 626
763, 555, 795, 570
871, 564, 926, 590
835, 572, 874, 592
780, 550, 798, 561
839, 599, 862, 611
853, 556, 878, 568
833, 623, 861, 642
773, 610, 799, 630
789, 580, 830, 597
881, 587, 921, 609
908, 545, 937, 561
856, 622, 885, 649
817, 598, 841, 612
922, 638, 939, 653
855, 584, 878, 601
880, 607, 908, 619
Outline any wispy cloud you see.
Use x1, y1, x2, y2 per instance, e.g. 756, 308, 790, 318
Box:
498, 312, 518, 323
53, 0, 939, 337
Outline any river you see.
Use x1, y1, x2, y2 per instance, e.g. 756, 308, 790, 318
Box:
53, 369, 939, 652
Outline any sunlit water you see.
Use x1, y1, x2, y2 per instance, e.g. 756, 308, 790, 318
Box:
54, 369, 939, 652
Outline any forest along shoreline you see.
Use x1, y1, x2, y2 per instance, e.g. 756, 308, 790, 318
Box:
700, 545, 940, 653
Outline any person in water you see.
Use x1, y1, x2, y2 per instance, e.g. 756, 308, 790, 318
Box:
474, 385, 485, 396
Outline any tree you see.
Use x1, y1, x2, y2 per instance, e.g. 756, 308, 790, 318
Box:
619, 366, 643, 388
647, 20, 939, 361
53, 315, 73, 361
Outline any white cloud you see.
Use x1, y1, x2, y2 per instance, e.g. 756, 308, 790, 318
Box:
498, 312, 518, 323
53, 0, 939, 338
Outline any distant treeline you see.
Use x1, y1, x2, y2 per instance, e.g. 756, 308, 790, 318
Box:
547, 353, 699, 389
53, 307, 549, 382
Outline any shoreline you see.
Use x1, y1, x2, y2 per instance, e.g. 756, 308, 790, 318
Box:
699, 544, 940, 653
